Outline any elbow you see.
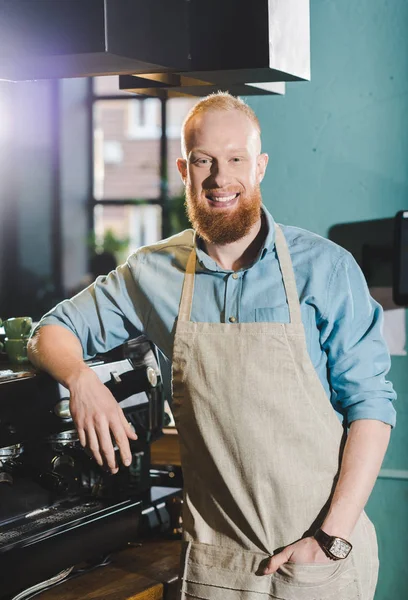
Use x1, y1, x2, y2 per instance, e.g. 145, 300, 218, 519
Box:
27, 333, 39, 364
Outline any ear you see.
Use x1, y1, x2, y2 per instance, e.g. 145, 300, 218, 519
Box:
176, 158, 187, 184
257, 153, 269, 183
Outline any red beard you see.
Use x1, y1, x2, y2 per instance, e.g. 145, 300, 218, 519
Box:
185, 184, 262, 245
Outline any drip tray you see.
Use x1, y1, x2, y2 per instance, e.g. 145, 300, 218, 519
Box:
0, 498, 109, 551
0, 497, 143, 599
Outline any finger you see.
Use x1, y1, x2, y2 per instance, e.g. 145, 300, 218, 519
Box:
96, 421, 118, 473
111, 421, 133, 467
77, 427, 86, 448
85, 427, 103, 466
120, 411, 138, 440
264, 547, 292, 575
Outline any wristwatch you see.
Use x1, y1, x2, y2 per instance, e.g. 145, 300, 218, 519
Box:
314, 529, 353, 560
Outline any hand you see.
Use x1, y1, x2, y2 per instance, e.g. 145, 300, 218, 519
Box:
68, 368, 138, 474
263, 537, 332, 575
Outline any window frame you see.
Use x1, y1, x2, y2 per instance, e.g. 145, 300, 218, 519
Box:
89, 82, 170, 248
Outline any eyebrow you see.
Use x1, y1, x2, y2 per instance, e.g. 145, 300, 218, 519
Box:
189, 149, 211, 157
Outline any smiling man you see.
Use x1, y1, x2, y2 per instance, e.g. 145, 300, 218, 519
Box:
28, 93, 396, 600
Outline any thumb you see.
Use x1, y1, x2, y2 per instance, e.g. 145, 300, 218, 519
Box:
263, 547, 292, 575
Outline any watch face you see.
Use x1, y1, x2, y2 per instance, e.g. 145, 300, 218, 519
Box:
329, 538, 351, 559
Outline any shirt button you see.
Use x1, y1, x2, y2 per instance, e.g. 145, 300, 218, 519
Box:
232, 273, 239, 279
229, 316, 237, 323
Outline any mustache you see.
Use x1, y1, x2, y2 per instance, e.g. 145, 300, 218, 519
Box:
201, 188, 242, 195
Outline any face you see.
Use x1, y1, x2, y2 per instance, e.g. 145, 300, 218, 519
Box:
177, 109, 268, 245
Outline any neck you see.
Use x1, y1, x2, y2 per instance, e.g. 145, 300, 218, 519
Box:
203, 215, 266, 271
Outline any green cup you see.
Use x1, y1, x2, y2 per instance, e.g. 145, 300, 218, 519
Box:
3, 317, 32, 339
4, 338, 28, 363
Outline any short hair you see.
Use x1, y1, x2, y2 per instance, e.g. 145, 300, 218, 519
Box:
181, 92, 261, 157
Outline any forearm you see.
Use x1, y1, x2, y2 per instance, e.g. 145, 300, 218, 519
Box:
321, 419, 391, 538
27, 325, 92, 389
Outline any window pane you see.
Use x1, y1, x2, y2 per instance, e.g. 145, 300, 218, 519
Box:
93, 98, 161, 200
93, 76, 131, 97
167, 98, 199, 197
94, 204, 162, 264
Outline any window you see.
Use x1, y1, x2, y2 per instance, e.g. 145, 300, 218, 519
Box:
91, 77, 199, 260
127, 98, 161, 140
93, 99, 161, 200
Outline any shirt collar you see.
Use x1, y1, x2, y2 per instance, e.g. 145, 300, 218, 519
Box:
193, 204, 276, 272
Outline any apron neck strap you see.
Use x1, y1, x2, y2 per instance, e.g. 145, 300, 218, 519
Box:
178, 224, 302, 325
178, 247, 197, 322
274, 224, 302, 324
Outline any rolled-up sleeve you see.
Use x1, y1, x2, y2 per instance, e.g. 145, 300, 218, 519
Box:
34, 257, 147, 359
319, 253, 397, 427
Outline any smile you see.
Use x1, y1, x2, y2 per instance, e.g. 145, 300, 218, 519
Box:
205, 192, 240, 206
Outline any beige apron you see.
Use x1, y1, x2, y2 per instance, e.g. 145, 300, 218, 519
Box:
171, 225, 379, 600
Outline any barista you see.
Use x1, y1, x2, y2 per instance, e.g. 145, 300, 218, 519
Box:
28, 93, 396, 600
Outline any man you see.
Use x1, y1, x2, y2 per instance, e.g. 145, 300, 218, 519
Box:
28, 93, 396, 600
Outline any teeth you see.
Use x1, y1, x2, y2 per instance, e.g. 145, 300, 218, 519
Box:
209, 194, 237, 202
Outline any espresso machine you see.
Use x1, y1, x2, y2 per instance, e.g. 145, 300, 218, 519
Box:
0, 335, 175, 600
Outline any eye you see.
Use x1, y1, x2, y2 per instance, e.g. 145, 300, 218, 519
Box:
231, 157, 242, 163
195, 158, 211, 166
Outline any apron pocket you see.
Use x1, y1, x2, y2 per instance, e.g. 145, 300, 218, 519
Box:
271, 558, 361, 600
181, 542, 273, 599
180, 543, 361, 600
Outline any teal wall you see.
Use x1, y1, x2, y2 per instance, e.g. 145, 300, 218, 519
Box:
248, 1, 408, 598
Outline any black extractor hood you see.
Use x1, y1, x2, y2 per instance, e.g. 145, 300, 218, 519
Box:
0, 0, 310, 97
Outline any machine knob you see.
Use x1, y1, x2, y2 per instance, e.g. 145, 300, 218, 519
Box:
146, 367, 158, 388
54, 399, 72, 421
0, 472, 13, 485
111, 370, 122, 384
39, 471, 69, 494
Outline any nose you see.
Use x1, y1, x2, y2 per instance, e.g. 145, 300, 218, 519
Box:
210, 160, 232, 189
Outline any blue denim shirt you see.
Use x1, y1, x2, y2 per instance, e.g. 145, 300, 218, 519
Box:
37, 206, 396, 427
